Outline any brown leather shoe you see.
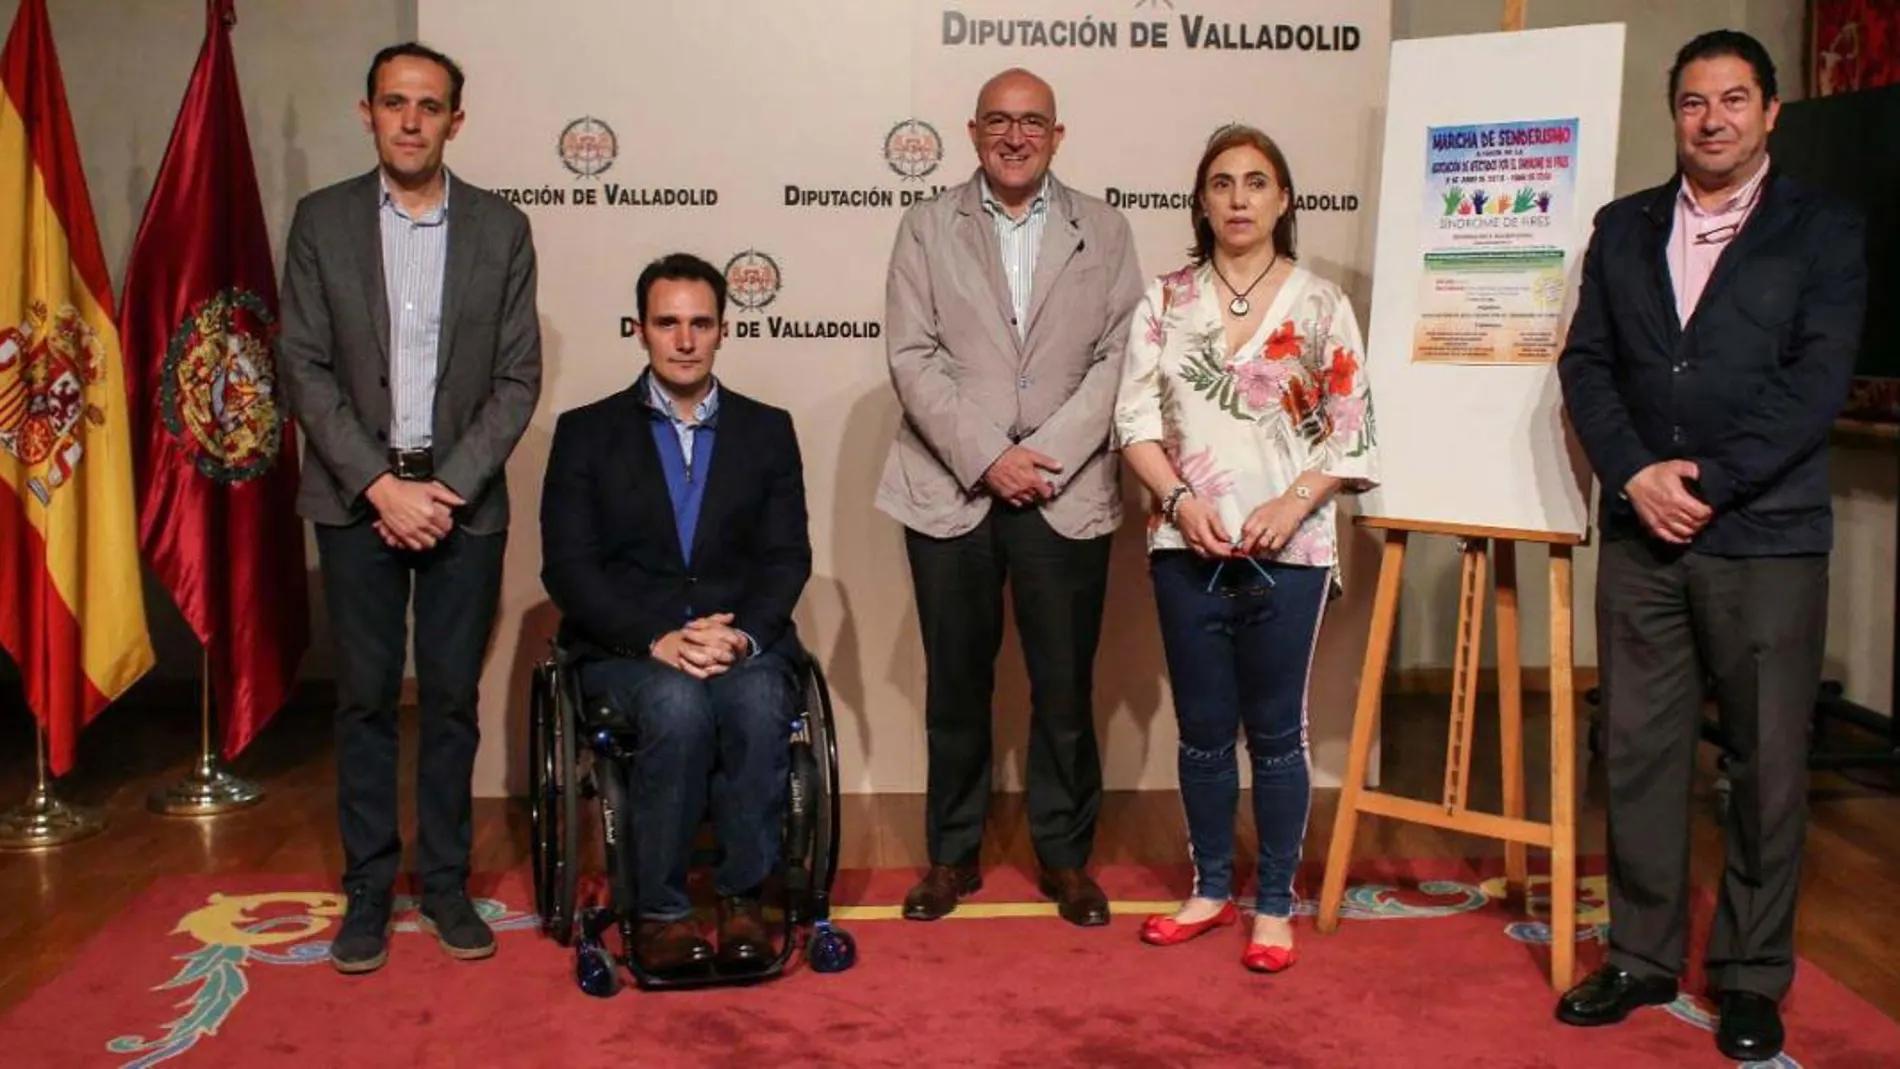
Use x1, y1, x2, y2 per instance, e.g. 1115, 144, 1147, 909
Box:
635, 919, 714, 976
902, 863, 982, 920
716, 895, 773, 969
1039, 867, 1110, 927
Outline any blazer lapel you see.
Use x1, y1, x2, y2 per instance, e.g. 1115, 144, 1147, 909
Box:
956, 201, 1023, 357
620, 382, 687, 570
435, 181, 481, 381
352, 172, 391, 363
1687, 173, 1787, 324
1639, 183, 1683, 347
1022, 187, 1083, 342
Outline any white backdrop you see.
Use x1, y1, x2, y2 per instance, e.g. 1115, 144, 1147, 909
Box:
416, 0, 1393, 796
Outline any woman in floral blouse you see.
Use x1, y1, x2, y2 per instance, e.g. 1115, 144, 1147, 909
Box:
1113, 124, 1379, 973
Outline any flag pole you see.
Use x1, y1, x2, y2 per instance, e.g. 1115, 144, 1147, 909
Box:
146, 646, 264, 815
0, 721, 106, 850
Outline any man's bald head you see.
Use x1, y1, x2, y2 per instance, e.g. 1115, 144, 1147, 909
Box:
967, 67, 1066, 212
975, 67, 1057, 120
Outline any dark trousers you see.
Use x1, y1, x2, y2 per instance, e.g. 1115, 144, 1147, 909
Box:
579, 651, 797, 921
1150, 552, 1329, 917
1596, 537, 1827, 1000
904, 507, 1112, 871
316, 519, 505, 898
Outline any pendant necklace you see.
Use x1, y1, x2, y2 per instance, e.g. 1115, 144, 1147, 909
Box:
1212, 253, 1278, 317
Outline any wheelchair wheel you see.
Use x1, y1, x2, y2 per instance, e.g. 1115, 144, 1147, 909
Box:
799, 659, 857, 973
803, 660, 843, 914
552, 658, 582, 946
531, 656, 580, 947
529, 660, 560, 937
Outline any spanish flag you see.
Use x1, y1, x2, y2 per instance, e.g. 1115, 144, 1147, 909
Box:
0, 0, 154, 774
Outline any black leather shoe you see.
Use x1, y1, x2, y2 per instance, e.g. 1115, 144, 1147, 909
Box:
902, 864, 982, 920
1555, 964, 1678, 1026
330, 885, 394, 974
419, 889, 497, 961
1039, 867, 1110, 927
1715, 991, 1784, 1062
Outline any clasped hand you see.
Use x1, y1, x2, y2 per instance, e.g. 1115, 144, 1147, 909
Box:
1625, 460, 1710, 545
982, 445, 1062, 508
367, 474, 464, 551
1175, 495, 1311, 559
653, 613, 752, 679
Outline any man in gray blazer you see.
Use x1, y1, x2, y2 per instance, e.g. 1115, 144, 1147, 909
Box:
880, 67, 1143, 926
279, 42, 541, 975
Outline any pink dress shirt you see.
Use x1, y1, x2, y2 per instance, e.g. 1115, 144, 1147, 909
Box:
1666, 156, 1770, 323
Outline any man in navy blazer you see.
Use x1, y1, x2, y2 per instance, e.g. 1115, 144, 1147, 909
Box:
540, 253, 812, 977
1555, 31, 1867, 1062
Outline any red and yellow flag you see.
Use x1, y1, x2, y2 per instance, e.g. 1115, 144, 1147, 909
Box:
0, 0, 154, 774
123, 0, 307, 759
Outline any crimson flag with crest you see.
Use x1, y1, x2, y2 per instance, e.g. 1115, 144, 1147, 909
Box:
122, 0, 307, 758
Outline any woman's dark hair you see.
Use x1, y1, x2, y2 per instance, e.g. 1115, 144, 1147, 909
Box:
1189, 124, 1298, 266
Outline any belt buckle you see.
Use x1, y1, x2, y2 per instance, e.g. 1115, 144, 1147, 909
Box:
389, 448, 432, 481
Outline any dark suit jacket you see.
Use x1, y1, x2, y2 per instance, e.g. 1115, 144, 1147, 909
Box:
278, 169, 542, 534
1557, 169, 1868, 555
540, 372, 812, 662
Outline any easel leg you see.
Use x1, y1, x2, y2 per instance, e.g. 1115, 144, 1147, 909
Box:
1317, 530, 1408, 933
1496, 543, 1527, 904
1442, 541, 1489, 815
1548, 546, 1578, 990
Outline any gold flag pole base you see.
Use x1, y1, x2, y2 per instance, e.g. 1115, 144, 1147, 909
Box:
149, 648, 265, 817
0, 722, 105, 850
0, 781, 106, 851
146, 751, 264, 817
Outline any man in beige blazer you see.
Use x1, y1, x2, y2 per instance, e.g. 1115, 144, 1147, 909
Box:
878, 68, 1143, 926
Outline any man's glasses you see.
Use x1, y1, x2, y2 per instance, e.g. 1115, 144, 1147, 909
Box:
978, 112, 1053, 139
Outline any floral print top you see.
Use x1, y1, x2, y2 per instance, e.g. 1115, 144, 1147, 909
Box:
1113, 261, 1380, 587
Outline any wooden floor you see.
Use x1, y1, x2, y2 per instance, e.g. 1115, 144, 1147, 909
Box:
3, 683, 1899, 1020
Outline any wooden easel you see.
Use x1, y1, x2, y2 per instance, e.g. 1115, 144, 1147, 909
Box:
1313, 516, 1583, 990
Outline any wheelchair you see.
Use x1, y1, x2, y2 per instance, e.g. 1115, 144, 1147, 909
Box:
527, 638, 857, 995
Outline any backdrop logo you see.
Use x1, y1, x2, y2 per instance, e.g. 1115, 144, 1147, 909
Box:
716, 251, 882, 340
725, 250, 783, 312
884, 119, 944, 181
558, 116, 617, 178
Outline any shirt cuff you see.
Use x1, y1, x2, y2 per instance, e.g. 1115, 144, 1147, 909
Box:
739, 630, 760, 658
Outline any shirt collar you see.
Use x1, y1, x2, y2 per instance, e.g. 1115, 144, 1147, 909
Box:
980, 173, 1051, 222
645, 371, 720, 427
1677, 154, 1769, 218
378, 168, 452, 224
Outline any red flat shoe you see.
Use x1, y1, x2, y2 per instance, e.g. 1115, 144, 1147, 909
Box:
1139, 901, 1239, 946
1242, 942, 1299, 973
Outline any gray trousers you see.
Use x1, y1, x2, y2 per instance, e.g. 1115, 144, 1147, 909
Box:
1596, 537, 1827, 1000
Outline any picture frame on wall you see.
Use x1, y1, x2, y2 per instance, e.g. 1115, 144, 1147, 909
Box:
1810, 0, 1900, 97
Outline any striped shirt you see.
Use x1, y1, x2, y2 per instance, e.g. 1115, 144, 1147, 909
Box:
981, 175, 1050, 338
379, 172, 451, 449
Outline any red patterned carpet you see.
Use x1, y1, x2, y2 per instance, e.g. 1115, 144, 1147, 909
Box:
3, 859, 1895, 1067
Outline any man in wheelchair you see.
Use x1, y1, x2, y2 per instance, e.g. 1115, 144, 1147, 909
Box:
539, 252, 812, 978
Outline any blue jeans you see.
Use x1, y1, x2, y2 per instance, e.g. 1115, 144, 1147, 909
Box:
580, 651, 796, 921
1150, 551, 1329, 918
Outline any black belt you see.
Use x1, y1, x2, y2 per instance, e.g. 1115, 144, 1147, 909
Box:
388, 447, 434, 481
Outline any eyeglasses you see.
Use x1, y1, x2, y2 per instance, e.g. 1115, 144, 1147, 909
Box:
978, 112, 1053, 139
1205, 555, 1277, 598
